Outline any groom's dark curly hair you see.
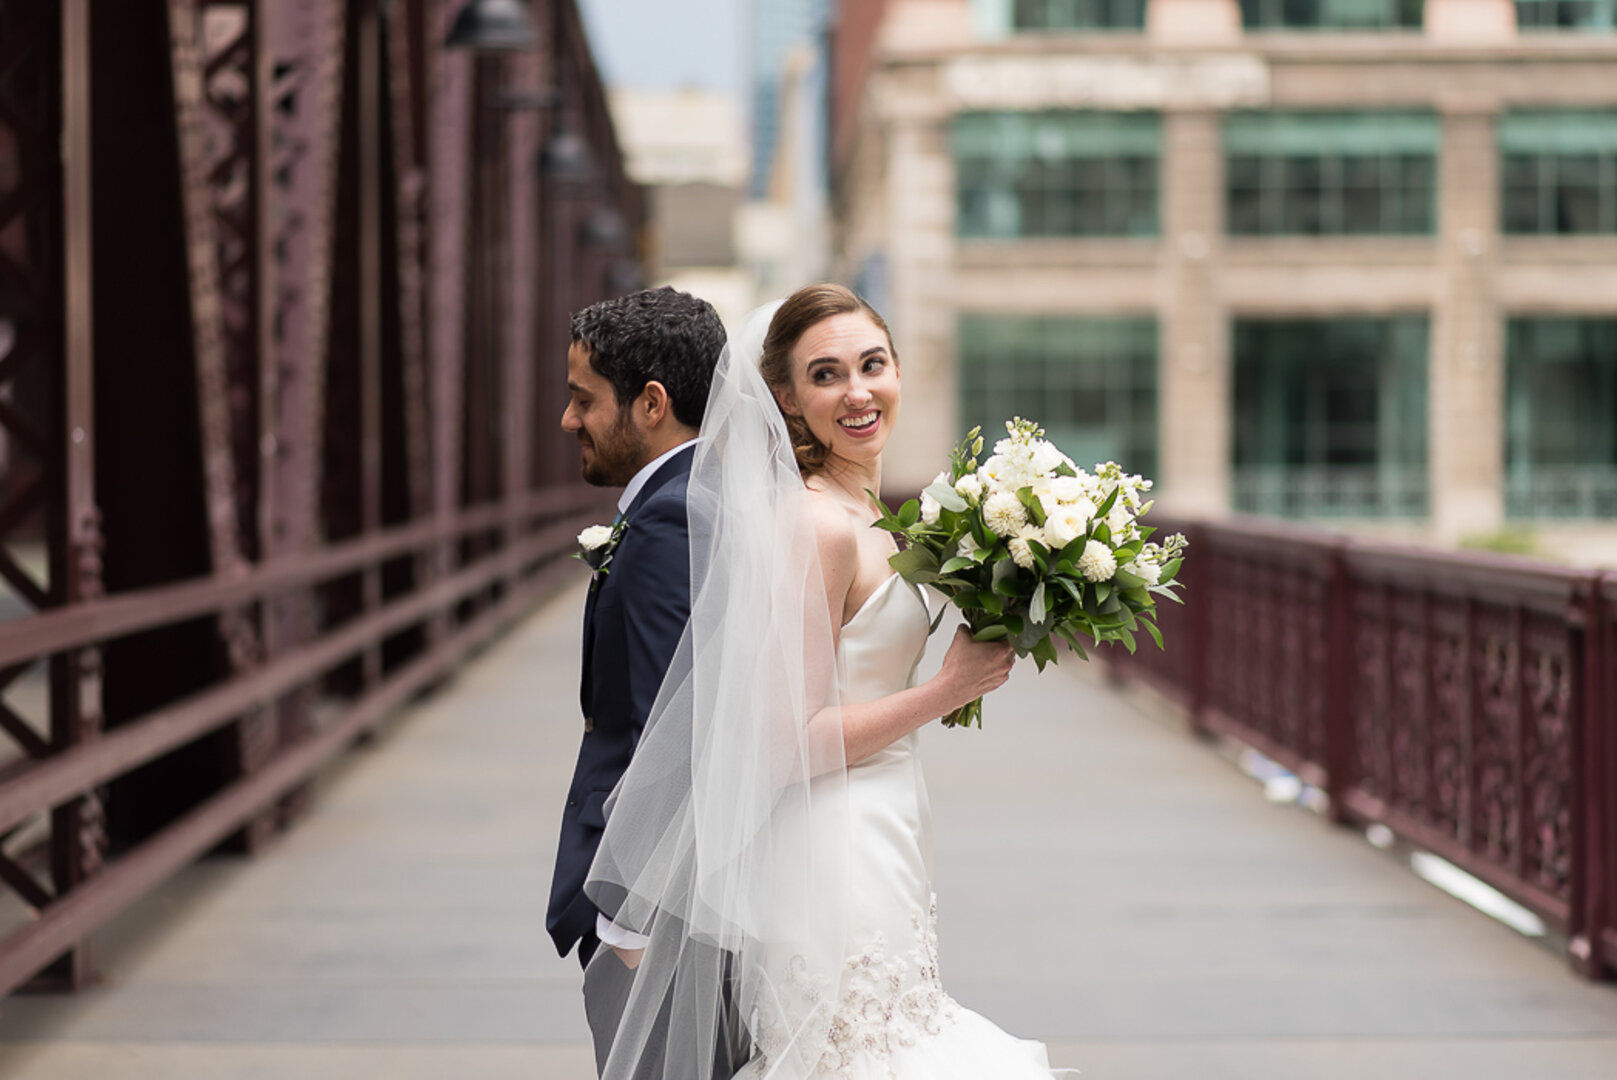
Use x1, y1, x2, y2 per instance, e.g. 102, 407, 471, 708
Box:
570, 287, 726, 428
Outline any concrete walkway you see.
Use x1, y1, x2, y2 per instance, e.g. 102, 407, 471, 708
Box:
2, 577, 1616, 1079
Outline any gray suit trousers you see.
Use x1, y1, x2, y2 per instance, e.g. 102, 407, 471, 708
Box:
582, 945, 751, 1080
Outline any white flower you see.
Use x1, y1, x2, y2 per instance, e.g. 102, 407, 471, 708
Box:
1037, 490, 1061, 520
957, 534, 981, 559
1106, 501, 1134, 538
920, 492, 941, 525
1077, 539, 1118, 582
982, 491, 1028, 537
1122, 559, 1162, 586
1007, 524, 1043, 570
1042, 505, 1088, 551
1051, 475, 1087, 503
1030, 439, 1068, 477
954, 473, 984, 503
981, 449, 1037, 493
578, 524, 615, 551
1068, 497, 1098, 525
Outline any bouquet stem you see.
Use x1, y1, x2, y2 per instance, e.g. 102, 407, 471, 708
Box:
941, 696, 984, 729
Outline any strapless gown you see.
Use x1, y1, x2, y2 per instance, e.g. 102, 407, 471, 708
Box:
736, 574, 1061, 1079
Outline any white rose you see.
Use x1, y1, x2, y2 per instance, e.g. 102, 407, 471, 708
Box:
1122, 559, 1162, 586
982, 490, 1028, 537
919, 492, 941, 525
1007, 524, 1043, 571
1069, 497, 1098, 525
954, 473, 984, 503
957, 534, 981, 559
1077, 539, 1118, 582
578, 524, 615, 551
1042, 506, 1087, 551
1037, 490, 1061, 520
1051, 475, 1087, 503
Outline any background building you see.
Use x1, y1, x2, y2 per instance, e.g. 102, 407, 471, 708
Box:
611, 87, 756, 328
832, 0, 1617, 563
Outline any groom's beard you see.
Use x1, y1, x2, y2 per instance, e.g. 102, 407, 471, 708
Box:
580, 408, 647, 488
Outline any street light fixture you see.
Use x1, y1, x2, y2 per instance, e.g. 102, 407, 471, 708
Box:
444, 0, 539, 51
539, 129, 595, 186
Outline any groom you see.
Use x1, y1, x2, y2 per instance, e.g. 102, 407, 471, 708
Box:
547, 287, 727, 1077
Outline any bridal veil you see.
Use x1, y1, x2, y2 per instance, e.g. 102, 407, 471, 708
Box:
585, 302, 852, 1079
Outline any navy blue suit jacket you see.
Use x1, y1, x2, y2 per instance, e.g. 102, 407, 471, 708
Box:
547, 445, 695, 962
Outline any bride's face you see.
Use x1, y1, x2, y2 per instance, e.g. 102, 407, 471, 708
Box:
779, 312, 900, 466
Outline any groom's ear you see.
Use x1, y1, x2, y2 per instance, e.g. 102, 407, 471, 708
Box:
637, 380, 673, 428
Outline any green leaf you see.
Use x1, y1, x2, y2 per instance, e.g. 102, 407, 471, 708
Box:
897, 499, 921, 528
940, 555, 975, 575
1016, 486, 1046, 526
929, 601, 949, 636
1029, 582, 1047, 624
889, 545, 940, 583
1141, 617, 1164, 651
970, 543, 994, 564
1055, 622, 1090, 661
1159, 558, 1183, 583
971, 623, 1009, 642
924, 480, 968, 513
991, 557, 1018, 597
1112, 569, 1146, 590
1095, 485, 1120, 518
1094, 582, 1112, 605
1053, 576, 1084, 604
1119, 627, 1137, 655
1054, 461, 1077, 478
977, 591, 1004, 617
1031, 634, 1059, 671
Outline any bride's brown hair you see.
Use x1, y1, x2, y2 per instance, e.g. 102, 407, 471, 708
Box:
759, 283, 897, 476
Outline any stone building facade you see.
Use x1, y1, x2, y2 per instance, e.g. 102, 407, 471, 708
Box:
833, 0, 1617, 559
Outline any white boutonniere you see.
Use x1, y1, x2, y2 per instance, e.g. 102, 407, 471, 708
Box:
576, 519, 628, 588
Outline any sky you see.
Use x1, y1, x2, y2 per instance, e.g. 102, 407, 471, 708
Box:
577, 0, 744, 94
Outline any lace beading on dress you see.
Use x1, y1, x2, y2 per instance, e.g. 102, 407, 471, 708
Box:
754, 896, 960, 1078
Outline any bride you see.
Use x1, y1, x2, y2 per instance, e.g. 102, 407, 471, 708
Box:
586, 285, 1066, 1079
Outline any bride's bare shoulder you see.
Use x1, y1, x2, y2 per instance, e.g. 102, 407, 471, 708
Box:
802, 486, 859, 578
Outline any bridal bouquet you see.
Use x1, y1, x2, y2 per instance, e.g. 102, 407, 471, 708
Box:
872, 418, 1186, 729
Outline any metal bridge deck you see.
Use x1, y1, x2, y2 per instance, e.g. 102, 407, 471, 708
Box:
2, 578, 1615, 1079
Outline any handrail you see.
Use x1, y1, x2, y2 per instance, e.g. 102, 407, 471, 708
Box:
1107, 515, 1616, 982
0, 486, 601, 670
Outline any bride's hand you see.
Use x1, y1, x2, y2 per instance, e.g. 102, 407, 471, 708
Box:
935, 625, 1015, 710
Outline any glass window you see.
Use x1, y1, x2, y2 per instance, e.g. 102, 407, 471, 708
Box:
1238, 0, 1424, 28
1225, 111, 1438, 236
1012, 0, 1148, 29
955, 112, 1160, 239
1232, 317, 1429, 518
1505, 319, 1617, 519
1500, 111, 1617, 235
1514, 0, 1617, 30
959, 316, 1158, 477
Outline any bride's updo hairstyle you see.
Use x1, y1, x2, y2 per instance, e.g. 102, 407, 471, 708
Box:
759, 283, 897, 476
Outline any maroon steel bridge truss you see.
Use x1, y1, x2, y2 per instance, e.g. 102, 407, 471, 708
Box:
0, 0, 639, 994
1110, 518, 1617, 982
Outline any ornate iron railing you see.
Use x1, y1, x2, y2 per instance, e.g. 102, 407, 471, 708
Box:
1110, 517, 1615, 981
0, 0, 636, 995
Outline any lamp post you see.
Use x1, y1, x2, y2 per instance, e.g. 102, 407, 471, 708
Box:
443, 0, 538, 51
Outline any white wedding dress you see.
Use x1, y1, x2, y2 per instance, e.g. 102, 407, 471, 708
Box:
738, 573, 1060, 1079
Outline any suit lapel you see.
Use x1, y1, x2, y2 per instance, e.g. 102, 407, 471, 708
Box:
577, 444, 695, 714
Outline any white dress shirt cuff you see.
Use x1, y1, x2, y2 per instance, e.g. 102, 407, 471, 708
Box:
595, 912, 651, 951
